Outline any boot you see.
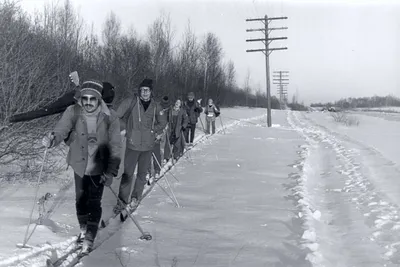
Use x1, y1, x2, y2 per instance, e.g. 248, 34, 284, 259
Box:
81, 239, 93, 255
81, 224, 96, 255
77, 225, 86, 244
113, 201, 125, 215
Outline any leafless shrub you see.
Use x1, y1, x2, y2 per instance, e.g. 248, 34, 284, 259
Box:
331, 112, 360, 126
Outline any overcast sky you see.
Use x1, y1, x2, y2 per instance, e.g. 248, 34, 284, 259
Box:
18, 0, 400, 104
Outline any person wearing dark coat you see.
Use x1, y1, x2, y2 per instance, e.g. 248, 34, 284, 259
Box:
183, 92, 202, 145
147, 95, 170, 184
165, 99, 189, 160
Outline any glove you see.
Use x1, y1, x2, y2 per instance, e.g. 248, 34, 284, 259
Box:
42, 133, 55, 148
155, 133, 162, 141
194, 107, 201, 113
69, 71, 80, 87
169, 134, 178, 145
100, 173, 113, 187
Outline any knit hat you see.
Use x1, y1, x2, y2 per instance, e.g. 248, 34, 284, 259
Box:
81, 80, 103, 99
139, 78, 153, 90
188, 92, 195, 98
161, 96, 170, 109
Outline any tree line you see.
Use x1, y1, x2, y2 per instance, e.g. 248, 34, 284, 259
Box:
310, 95, 400, 109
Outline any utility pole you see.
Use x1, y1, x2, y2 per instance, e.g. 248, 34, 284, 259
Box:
273, 71, 289, 109
246, 15, 288, 127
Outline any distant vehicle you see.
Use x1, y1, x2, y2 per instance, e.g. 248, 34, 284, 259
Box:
321, 107, 336, 112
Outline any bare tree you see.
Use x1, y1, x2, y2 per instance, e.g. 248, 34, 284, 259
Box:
147, 12, 174, 95
200, 32, 223, 101
244, 69, 251, 106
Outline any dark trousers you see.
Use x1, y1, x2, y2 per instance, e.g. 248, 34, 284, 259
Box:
184, 123, 196, 143
74, 173, 104, 242
118, 149, 152, 204
164, 131, 185, 160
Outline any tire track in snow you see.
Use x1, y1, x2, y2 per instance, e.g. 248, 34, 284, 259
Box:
288, 111, 397, 267
300, 112, 400, 265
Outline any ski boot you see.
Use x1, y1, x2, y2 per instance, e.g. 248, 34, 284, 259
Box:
80, 239, 93, 256
113, 201, 125, 215
76, 225, 86, 245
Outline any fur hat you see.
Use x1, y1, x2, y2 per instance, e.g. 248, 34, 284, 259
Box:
139, 78, 153, 90
81, 80, 103, 99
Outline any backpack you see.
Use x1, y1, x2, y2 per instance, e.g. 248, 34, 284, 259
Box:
121, 97, 138, 126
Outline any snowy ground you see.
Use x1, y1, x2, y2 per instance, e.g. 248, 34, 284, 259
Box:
82, 110, 311, 267
4, 107, 400, 267
0, 107, 273, 267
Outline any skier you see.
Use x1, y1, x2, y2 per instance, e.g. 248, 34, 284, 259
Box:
148, 95, 170, 185
42, 80, 122, 254
115, 78, 167, 212
183, 92, 203, 146
164, 99, 188, 161
204, 98, 220, 135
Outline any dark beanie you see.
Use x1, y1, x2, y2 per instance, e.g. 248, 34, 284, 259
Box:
102, 81, 115, 105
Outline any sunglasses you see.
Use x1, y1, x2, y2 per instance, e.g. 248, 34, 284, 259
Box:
82, 95, 98, 102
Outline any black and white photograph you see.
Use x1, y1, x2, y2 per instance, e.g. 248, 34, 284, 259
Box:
0, 0, 399, 266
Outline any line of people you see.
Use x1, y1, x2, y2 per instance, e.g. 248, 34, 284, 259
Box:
41, 78, 221, 254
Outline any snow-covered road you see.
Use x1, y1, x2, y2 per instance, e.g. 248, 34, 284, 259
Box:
82, 110, 312, 267
289, 110, 400, 267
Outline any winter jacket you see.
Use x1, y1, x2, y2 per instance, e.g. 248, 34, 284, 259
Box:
204, 105, 221, 122
168, 107, 189, 141
117, 96, 167, 151
183, 99, 203, 124
52, 101, 122, 178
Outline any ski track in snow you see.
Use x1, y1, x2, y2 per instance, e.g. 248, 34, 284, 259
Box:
288, 110, 400, 267
0, 112, 268, 267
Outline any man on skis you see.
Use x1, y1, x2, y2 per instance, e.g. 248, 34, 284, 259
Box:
42, 80, 122, 254
183, 92, 203, 146
115, 78, 167, 212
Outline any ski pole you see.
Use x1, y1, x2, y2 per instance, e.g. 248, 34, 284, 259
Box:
155, 182, 179, 206
180, 132, 193, 164
165, 131, 175, 165
152, 152, 179, 183
152, 153, 180, 208
107, 186, 152, 240
18, 147, 48, 249
199, 116, 206, 134
219, 116, 226, 134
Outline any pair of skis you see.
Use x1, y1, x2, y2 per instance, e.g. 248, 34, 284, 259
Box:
45, 239, 84, 267
44, 139, 196, 267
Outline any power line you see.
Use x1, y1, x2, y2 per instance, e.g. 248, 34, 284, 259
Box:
245, 15, 288, 127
